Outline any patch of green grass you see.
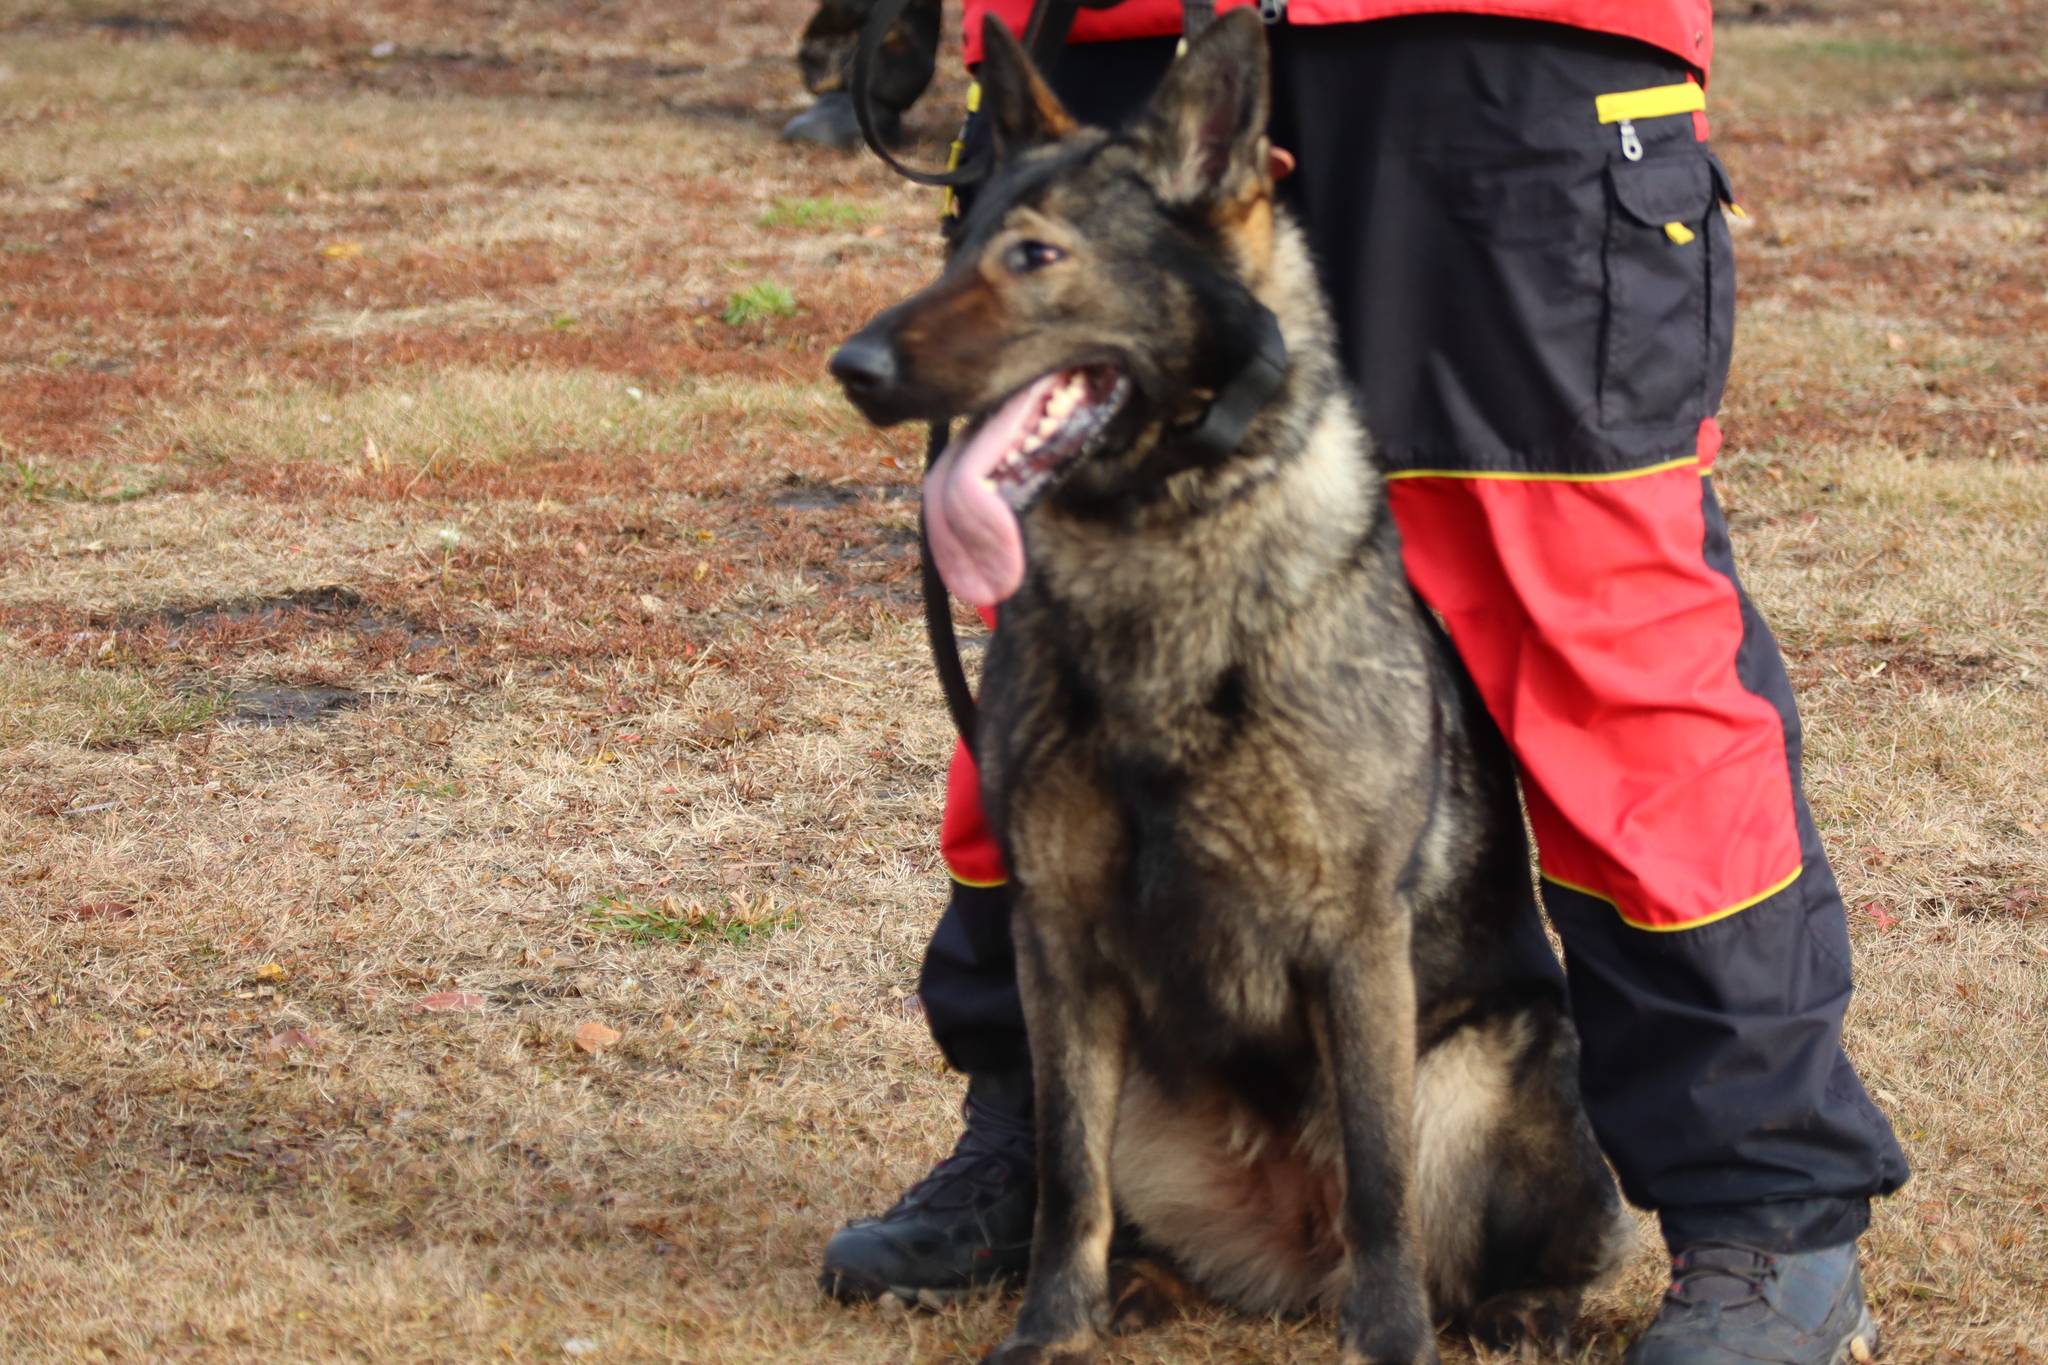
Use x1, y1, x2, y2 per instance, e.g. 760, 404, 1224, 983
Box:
584, 892, 797, 946
720, 282, 798, 326
758, 198, 872, 230
0, 658, 223, 748
3, 458, 161, 504
400, 779, 466, 798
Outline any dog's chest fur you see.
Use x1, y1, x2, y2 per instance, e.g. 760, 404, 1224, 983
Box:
976, 334, 1446, 1053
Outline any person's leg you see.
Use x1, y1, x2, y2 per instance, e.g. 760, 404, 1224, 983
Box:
1267, 14, 1905, 1360
785, 0, 943, 149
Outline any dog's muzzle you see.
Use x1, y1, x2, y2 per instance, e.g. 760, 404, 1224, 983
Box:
828, 331, 909, 426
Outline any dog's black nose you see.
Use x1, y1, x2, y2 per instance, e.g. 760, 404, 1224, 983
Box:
829, 332, 899, 395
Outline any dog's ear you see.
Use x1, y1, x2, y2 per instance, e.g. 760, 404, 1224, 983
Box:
1132, 9, 1271, 215
979, 15, 1077, 156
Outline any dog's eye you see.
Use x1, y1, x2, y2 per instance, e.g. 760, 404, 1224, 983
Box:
1004, 241, 1067, 273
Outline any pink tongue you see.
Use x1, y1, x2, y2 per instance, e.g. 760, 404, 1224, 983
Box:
923, 373, 1061, 608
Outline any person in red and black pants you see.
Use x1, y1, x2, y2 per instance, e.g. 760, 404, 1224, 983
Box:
820, 5, 1909, 1360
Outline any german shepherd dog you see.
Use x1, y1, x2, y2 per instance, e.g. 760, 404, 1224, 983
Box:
830, 13, 1628, 1362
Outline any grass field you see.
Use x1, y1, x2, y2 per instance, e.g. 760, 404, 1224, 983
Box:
0, 1, 2044, 1361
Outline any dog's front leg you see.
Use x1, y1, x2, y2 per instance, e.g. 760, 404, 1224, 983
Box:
1326, 938, 1439, 1365
983, 905, 1127, 1365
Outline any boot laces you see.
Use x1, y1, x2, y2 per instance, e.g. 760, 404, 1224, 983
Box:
1667, 1241, 1780, 1317
884, 1093, 1035, 1215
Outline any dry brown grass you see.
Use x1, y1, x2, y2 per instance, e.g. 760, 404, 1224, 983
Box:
0, 3, 2044, 1362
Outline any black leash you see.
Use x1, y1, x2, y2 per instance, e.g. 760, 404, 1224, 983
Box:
918, 428, 984, 752
856, 0, 1110, 758
849, 0, 1124, 188
852, 0, 1245, 759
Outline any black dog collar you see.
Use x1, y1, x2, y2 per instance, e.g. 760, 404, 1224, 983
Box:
1176, 301, 1289, 464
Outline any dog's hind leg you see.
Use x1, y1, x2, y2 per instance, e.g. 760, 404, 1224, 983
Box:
1325, 939, 1440, 1365
981, 906, 1129, 1365
1417, 1006, 1630, 1359
1107, 1258, 1198, 1336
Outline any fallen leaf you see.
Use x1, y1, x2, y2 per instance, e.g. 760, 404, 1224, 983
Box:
47, 901, 134, 923
698, 710, 745, 744
413, 991, 487, 1012
254, 962, 287, 980
1862, 902, 1898, 931
317, 241, 363, 260
572, 1021, 621, 1053
259, 1028, 320, 1057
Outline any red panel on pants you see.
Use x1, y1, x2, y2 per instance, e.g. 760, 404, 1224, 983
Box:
943, 739, 1009, 887
941, 606, 1010, 888
937, 430, 1801, 930
1385, 455, 1800, 930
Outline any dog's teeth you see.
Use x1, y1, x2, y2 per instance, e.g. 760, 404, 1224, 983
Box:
1035, 414, 1061, 438
1020, 433, 1043, 455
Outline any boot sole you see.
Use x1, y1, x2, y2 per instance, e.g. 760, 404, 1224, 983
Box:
1624, 1300, 1881, 1365
819, 1269, 1017, 1309
1834, 1304, 1880, 1365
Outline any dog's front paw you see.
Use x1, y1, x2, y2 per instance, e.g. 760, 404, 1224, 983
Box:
980, 1331, 1101, 1365
1465, 1289, 1579, 1359
1336, 1348, 1441, 1365
1336, 1324, 1441, 1365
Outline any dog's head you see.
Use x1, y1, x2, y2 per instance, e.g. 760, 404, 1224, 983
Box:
830, 9, 1280, 511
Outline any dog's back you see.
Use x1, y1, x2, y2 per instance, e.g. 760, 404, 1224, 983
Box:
833, 13, 1626, 1361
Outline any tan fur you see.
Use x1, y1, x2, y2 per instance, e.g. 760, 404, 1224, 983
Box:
1411, 1025, 1512, 1316
1111, 1018, 1598, 1323
1112, 1072, 1345, 1317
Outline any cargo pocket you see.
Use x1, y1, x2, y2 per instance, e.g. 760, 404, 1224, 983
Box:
1599, 152, 1717, 432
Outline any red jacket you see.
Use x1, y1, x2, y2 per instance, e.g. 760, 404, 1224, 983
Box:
961, 0, 1711, 75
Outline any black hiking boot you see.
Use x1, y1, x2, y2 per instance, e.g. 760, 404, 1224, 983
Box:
819, 1069, 1036, 1304
780, 90, 900, 151
1625, 1240, 1880, 1365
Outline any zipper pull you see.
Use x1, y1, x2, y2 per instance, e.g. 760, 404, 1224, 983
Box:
1258, 0, 1287, 21
1619, 118, 1643, 162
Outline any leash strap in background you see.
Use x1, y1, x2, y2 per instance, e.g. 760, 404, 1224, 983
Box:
848, 0, 1122, 187
849, 0, 994, 186
1022, 0, 1099, 76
